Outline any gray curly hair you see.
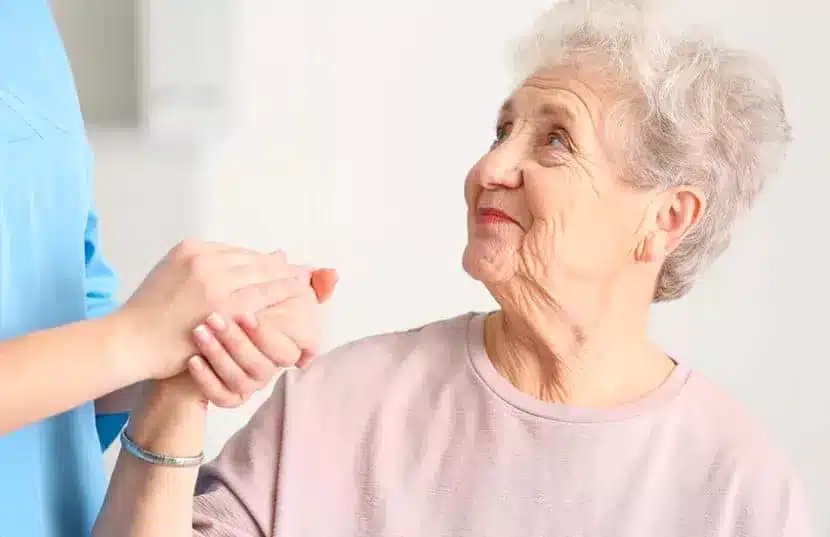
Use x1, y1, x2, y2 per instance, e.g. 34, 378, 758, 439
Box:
513, 0, 791, 301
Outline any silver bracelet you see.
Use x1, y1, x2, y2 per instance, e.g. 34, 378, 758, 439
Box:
120, 429, 205, 467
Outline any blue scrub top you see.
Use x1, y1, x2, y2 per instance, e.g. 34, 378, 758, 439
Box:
0, 2, 128, 535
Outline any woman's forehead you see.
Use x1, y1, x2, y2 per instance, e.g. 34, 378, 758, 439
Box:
500, 68, 608, 126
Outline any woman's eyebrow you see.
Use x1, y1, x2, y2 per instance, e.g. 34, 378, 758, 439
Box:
538, 103, 578, 126
498, 98, 578, 125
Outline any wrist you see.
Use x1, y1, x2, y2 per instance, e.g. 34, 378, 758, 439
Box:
127, 378, 208, 458
93, 310, 152, 386
150, 374, 209, 410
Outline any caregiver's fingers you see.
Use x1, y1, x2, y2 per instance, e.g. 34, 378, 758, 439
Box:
228, 258, 308, 288
270, 249, 287, 264
230, 271, 311, 314
238, 313, 303, 367
173, 239, 280, 257
187, 356, 243, 408
310, 268, 339, 303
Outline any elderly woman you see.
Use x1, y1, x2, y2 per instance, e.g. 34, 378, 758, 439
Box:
93, 1, 812, 536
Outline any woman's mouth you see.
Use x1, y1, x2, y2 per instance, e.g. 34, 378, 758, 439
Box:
477, 207, 521, 228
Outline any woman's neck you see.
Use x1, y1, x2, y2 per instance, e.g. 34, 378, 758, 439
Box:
483, 284, 675, 408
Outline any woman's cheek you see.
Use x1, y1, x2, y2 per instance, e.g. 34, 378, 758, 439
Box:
523, 170, 561, 220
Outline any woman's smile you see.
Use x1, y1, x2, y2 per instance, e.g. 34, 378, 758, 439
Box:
476, 207, 522, 228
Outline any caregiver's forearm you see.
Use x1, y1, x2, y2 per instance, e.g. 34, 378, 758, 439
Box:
0, 312, 146, 435
93, 381, 207, 537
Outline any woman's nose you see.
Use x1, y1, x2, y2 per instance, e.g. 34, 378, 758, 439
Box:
478, 146, 523, 190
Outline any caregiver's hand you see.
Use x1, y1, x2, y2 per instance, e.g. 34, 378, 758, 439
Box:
114, 240, 311, 382
185, 267, 339, 407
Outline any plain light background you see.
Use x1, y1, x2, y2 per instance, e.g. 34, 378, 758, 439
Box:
53, 0, 828, 532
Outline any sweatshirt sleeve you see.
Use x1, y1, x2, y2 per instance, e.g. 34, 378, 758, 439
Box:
192, 374, 289, 537
732, 457, 814, 537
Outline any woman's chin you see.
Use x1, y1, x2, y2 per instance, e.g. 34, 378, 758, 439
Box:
462, 244, 517, 284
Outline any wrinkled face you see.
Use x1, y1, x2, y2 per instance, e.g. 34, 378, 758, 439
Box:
462, 67, 664, 298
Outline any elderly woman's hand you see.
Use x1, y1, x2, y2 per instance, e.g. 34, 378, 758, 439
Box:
182, 267, 338, 408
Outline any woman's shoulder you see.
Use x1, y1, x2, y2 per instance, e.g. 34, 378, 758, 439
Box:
283, 312, 481, 395
678, 369, 805, 492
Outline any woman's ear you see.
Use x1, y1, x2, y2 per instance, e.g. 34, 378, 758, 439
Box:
635, 186, 704, 263
660, 186, 705, 252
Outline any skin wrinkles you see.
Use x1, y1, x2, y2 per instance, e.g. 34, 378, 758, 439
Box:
462, 67, 700, 406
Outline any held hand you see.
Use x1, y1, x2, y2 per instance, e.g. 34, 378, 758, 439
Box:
115, 240, 310, 382
182, 268, 339, 408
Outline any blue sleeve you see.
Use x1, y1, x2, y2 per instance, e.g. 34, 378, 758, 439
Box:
83, 204, 129, 450
83, 206, 120, 320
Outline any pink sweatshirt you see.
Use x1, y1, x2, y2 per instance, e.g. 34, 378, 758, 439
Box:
191, 313, 813, 536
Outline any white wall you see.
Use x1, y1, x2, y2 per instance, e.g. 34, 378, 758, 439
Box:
90, 0, 829, 532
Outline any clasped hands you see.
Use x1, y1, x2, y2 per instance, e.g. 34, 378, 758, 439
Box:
113, 240, 337, 408
186, 257, 337, 408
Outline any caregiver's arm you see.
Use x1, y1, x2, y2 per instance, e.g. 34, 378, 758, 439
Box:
0, 241, 306, 435
93, 372, 288, 537
0, 312, 149, 435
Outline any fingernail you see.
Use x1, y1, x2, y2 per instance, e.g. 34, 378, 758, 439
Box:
193, 324, 213, 343
188, 355, 205, 369
239, 311, 258, 329
206, 313, 227, 332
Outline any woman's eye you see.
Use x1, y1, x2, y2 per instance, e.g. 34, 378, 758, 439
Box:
547, 131, 568, 149
492, 123, 511, 146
